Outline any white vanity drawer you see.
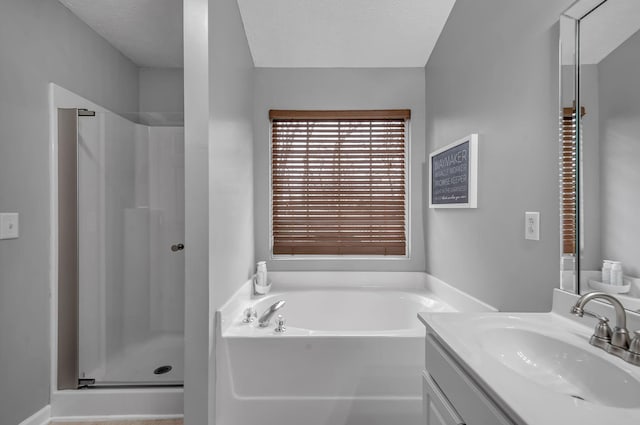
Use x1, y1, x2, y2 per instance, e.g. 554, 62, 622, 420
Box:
425, 334, 515, 425
423, 371, 465, 425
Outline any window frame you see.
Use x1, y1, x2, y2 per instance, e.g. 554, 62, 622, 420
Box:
268, 110, 411, 260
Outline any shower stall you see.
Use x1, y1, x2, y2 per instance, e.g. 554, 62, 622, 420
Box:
58, 103, 184, 388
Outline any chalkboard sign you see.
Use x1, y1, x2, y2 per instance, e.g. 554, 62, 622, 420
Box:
429, 134, 478, 208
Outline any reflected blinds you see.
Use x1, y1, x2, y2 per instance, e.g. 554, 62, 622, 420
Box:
270, 109, 410, 255
561, 106, 584, 255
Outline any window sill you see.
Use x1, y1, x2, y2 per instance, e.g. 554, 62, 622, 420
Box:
270, 254, 410, 261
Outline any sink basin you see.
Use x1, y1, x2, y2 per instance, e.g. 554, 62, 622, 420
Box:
482, 328, 640, 408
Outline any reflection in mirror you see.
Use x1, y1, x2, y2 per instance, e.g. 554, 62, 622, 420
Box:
560, 0, 640, 311
559, 14, 578, 294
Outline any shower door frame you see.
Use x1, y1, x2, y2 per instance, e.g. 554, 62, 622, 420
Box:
51, 84, 185, 391
50, 84, 183, 418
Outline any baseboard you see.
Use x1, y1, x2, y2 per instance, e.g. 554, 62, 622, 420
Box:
18, 405, 51, 425
14, 405, 182, 425
51, 387, 183, 417
49, 414, 183, 423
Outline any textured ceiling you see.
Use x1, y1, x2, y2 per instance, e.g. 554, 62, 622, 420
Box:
237, 0, 457, 67
59, 0, 455, 68
58, 0, 183, 68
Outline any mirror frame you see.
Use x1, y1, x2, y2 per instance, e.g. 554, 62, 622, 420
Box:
560, 0, 640, 310
559, 0, 610, 296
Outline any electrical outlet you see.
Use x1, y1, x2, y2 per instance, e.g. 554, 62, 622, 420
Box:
525, 212, 540, 241
0, 213, 19, 239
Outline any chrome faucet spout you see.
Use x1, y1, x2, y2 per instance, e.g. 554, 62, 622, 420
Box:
571, 291, 629, 357
258, 300, 286, 327
571, 292, 627, 329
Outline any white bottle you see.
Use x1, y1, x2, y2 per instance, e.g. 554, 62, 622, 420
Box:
611, 261, 623, 286
602, 260, 612, 284
256, 261, 268, 287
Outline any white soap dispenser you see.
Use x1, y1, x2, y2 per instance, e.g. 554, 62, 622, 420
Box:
256, 261, 267, 286
254, 261, 270, 295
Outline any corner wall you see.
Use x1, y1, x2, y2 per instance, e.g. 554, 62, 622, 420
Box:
139, 67, 185, 114
0, 1, 138, 424
183, 0, 211, 423
210, 0, 255, 309
424, 0, 574, 311
184, 0, 255, 422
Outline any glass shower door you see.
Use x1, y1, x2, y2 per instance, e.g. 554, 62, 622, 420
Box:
77, 110, 184, 386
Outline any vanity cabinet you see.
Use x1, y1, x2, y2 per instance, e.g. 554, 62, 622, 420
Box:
423, 371, 463, 425
423, 334, 516, 425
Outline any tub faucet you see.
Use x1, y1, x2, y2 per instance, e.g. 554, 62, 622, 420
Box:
570, 292, 629, 358
258, 300, 286, 327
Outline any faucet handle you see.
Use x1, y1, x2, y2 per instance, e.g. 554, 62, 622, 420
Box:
242, 307, 257, 323
275, 314, 286, 333
593, 317, 612, 340
589, 316, 612, 350
607, 327, 630, 358
628, 330, 640, 354
624, 331, 640, 366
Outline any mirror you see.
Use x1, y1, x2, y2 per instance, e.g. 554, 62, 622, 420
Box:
559, 0, 640, 311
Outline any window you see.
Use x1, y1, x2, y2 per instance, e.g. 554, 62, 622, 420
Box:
270, 109, 410, 256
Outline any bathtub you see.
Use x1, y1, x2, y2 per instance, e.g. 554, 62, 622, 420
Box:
216, 272, 494, 425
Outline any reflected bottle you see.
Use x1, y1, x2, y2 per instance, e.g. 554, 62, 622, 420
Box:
611, 261, 623, 286
602, 261, 612, 284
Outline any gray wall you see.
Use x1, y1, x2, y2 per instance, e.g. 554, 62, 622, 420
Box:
210, 0, 255, 309
0, 0, 138, 423
598, 29, 640, 277
253, 68, 426, 271
424, 0, 574, 311
139, 67, 184, 113
183, 0, 212, 422
184, 0, 255, 422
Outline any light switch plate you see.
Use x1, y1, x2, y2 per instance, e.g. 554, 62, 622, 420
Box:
0, 213, 19, 239
525, 211, 540, 241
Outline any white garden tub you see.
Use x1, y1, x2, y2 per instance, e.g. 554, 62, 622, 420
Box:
216, 272, 494, 425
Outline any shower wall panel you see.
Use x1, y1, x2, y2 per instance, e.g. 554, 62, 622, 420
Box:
149, 127, 185, 334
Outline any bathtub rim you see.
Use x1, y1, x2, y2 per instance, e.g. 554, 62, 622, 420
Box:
217, 271, 496, 337
224, 287, 453, 337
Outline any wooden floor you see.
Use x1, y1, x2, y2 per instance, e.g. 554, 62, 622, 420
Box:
51, 420, 183, 425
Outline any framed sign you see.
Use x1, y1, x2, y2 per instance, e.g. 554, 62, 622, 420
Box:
429, 134, 478, 208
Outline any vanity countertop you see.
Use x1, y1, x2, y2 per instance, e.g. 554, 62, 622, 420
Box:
419, 289, 640, 425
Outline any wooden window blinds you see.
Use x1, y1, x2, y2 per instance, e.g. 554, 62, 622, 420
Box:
270, 109, 410, 256
561, 106, 584, 255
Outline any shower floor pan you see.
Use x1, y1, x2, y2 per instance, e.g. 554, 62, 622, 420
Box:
82, 333, 184, 386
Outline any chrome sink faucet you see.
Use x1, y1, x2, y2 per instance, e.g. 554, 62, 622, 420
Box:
258, 300, 286, 327
570, 292, 640, 365
571, 292, 629, 356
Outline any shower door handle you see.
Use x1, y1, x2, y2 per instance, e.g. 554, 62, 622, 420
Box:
171, 243, 185, 252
